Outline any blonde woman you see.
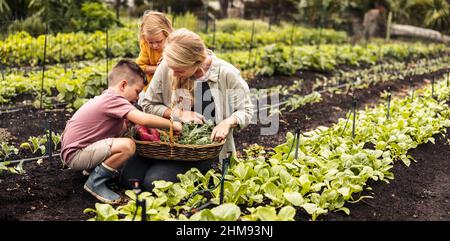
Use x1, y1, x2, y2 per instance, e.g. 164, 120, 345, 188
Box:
119, 28, 253, 192
136, 11, 173, 91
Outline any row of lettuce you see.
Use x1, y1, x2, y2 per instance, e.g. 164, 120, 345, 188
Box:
0, 61, 108, 108
257, 56, 449, 114
1, 22, 346, 67
84, 76, 450, 221
1, 43, 447, 108
221, 42, 447, 76
2, 25, 445, 70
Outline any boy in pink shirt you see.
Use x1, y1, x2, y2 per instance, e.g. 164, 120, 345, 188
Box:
61, 59, 181, 204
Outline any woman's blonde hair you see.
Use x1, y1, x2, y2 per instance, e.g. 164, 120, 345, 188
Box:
163, 28, 207, 69
164, 28, 209, 109
140, 11, 173, 39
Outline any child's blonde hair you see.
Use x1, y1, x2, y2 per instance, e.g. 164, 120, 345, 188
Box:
164, 28, 209, 109
140, 11, 173, 39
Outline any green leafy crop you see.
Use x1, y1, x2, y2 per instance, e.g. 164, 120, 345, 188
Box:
161, 120, 216, 145
85, 78, 450, 221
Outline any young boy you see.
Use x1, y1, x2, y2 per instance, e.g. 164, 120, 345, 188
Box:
61, 59, 181, 204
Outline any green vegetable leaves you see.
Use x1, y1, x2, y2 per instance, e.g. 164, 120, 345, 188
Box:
161, 120, 216, 145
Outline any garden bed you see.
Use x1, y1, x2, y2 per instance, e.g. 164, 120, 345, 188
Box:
1, 67, 449, 220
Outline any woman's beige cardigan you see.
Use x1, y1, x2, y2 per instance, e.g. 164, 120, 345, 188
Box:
141, 54, 254, 160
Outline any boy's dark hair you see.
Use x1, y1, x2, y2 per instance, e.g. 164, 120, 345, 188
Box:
108, 59, 148, 87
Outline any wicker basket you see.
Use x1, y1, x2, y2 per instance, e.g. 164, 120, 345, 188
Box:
133, 120, 225, 161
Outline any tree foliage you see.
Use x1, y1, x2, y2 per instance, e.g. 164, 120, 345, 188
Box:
0, 0, 121, 35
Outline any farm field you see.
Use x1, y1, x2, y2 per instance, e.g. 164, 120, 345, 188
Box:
1, 1, 450, 223
1, 53, 449, 220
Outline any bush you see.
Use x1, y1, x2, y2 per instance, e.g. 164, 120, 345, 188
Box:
7, 15, 46, 37
71, 2, 121, 32
169, 12, 198, 31
216, 18, 269, 33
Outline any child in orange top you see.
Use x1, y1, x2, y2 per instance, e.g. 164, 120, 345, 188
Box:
136, 11, 173, 91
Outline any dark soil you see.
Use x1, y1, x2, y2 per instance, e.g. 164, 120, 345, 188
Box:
0, 158, 96, 221
247, 69, 331, 91
0, 67, 449, 221
0, 108, 72, 147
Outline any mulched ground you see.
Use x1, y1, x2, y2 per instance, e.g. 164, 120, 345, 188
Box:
0, 66, 449, 221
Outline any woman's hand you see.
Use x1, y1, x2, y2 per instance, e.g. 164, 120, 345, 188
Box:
172, 121, 182, 132
211, 117, 237, 142
173, 109, 205, 124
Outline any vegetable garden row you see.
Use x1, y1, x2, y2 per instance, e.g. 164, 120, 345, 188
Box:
1, 22, 346, 67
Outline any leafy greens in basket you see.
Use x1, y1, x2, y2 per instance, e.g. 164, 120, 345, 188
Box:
161, 120, 217, 145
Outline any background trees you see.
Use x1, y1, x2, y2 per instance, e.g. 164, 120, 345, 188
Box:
0, 0, 448, 37
0, 0, 120, 36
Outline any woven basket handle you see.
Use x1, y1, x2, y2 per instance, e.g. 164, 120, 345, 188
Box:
169, 114, 174, 146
